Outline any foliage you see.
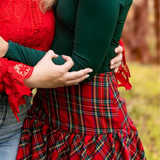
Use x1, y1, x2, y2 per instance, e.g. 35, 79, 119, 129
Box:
119, 62, 160, 160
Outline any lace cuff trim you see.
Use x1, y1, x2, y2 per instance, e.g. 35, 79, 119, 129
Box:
115, 39, 132, 90
0, 58, 33, 121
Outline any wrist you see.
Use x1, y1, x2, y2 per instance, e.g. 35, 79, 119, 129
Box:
24, 67, 37, 88
0, 37, 8, 57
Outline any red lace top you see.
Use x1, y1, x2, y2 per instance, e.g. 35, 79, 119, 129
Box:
0, 0, 55, 121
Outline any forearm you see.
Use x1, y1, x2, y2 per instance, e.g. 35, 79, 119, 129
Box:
4, 40, 65, 66
0, 36, 8, 57
5, 41, 46, 66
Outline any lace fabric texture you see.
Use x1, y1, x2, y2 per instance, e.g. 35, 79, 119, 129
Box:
0, 0, 55, 51
115, 39, 132, 90
0, 58, 33, 121
0, 0, 55, 121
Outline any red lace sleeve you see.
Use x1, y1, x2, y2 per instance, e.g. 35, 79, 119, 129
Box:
115, 39, 132, 90
0, 58, 33, 121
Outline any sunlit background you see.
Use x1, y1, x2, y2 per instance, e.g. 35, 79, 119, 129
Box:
120, 0, 159, 159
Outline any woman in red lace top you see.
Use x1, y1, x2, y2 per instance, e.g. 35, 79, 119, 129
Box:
0, 0, 124, 159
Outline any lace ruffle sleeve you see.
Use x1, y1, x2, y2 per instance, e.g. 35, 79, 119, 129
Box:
0, 58, 33, 121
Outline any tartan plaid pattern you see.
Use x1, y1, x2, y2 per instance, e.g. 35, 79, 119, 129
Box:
17, 72, 146, 160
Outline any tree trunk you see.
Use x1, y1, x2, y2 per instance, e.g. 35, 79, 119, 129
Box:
154, 0, 160, 63
132, 0, 150, 63
122, 0, 151, 63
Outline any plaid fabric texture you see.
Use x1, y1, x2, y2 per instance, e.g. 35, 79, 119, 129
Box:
17, 72, 146, 160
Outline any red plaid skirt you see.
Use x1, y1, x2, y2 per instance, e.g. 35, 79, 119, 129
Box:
17, 72, 146, 160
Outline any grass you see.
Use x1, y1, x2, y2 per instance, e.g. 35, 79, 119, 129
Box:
119, 62, 160, 160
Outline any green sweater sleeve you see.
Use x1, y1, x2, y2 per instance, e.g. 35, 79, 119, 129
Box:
69, 0, 132, 78
5, 41, 66, 66
5, 0, 132, 82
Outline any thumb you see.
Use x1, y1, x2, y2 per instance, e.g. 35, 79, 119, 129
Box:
37, 50, 58, 66
59, 55, 74, 72
45, 50, 59, 59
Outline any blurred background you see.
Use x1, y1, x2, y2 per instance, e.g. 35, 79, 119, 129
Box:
119, 0, 159, 159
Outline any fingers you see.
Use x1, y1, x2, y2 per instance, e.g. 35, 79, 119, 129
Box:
65, 75, 88, 86
110, 53, 122, 69
114, 68, 119, 73
115, 45, 123, 54
36, 50, 56, 67
39, 50, 58, 64
110, 45, 123, 70
72, 68, 93, 79
46, 50, 59, 59
111, 61, 121, 71
62, 68, 93, 86
64, 68, 93, 81
65, 72, 91, 86
61, 55, 73, 64
110, 44, 124, 70
58, 55, 74, 72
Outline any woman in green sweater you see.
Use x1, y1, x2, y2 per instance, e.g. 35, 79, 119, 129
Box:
1, 0, 146, 159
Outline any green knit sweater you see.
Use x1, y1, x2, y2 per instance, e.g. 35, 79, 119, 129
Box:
5, 0, 132, 82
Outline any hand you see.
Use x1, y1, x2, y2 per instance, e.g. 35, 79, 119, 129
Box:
0, 36, 8, 57
24, 50, 93, 88
110, 45, 123, 73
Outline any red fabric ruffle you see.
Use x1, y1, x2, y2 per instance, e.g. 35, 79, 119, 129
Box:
115, 39, 132, 90
0, 58, 33, 121
17, 114, 146, 160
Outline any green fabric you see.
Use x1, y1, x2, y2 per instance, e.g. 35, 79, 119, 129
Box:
5, 0, 132, 82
